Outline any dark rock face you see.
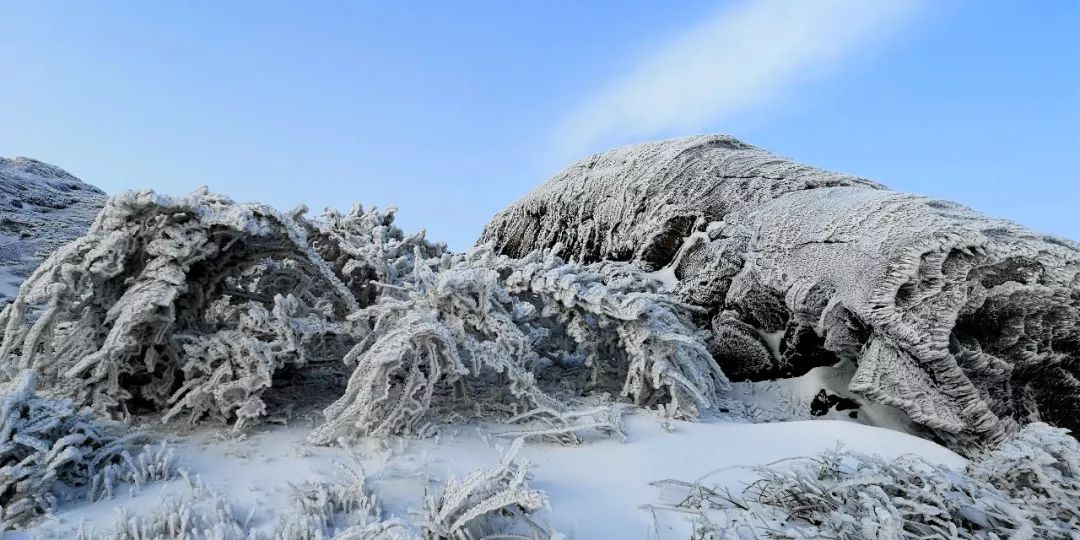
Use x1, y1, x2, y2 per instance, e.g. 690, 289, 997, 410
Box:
480, 135, 1080, 448
0, 157, 106, 302
810, 389, 860, 417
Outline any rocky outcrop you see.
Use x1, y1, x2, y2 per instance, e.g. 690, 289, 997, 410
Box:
480, 135, 1080, 448
0, 157, 106, 302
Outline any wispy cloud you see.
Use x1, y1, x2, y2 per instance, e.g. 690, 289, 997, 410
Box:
555, 0, 925, 157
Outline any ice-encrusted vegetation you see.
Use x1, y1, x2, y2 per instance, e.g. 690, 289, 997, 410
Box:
0, 371, 173, 530
419, 437, 553, 539
312, 246, 725, 443
76, 440, 553, 540
649, 423, 1080, 539
0, 188, 723, 446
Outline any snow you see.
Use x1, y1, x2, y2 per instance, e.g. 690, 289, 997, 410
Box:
646, 219, 716, 291
0, 266, 19, 303
728, 363, 927, 435
19, 412, 963, 539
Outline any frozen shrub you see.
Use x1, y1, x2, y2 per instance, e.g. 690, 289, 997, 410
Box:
0, 190, 442, 429
305, 203, 446, 307
95, 493, 256, 540
1, 188, 726, 441
80, 443, 551, 540
90, 441, 179, 501
965, 423, 1080, 533
311, 246, 726, 442
79, 474, 262, 539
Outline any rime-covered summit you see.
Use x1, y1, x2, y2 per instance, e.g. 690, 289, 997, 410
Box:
0, 157, 106, 301
481, 135, 1080, 448
481, 135, 886, 266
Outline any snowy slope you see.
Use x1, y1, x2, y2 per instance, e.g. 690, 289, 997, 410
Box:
0, 157, 105, 302
18, 413, 963, 539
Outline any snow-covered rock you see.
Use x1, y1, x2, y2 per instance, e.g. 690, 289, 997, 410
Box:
480, 135, 1080, 451
0, 157, 105, 303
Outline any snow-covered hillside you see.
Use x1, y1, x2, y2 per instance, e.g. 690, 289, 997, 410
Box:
0, 157, 105, 302
1, 146, 1078, 539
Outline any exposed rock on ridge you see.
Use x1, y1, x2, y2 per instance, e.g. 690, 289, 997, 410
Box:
480, 135, 1080, 448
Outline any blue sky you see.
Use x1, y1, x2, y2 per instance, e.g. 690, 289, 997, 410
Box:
2, 1, 1077, 249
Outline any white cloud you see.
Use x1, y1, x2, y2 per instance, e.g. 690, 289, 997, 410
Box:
555, 0, 925, 156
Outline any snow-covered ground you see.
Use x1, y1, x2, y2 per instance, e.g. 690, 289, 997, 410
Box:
13, 363, 955, 538
20, 411, 962, 539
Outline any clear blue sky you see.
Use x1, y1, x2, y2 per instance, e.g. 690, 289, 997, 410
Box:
2, 1, 1077, 249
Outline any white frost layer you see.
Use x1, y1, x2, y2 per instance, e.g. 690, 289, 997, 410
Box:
21, 414, 963, 539
645, 219, 717, 291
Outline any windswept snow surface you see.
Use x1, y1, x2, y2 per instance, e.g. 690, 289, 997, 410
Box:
18, 413, 962, 539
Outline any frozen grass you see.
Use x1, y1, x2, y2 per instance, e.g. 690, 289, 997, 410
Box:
75, 439, 554, 540
649, 423, 1080, 539
0, 371, 173, 531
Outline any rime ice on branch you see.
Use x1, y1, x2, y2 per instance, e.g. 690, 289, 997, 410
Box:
481, 135, 1080, 450
0, 189, 436, 428
0, 188, 725, 441
311, 245, 725, 442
